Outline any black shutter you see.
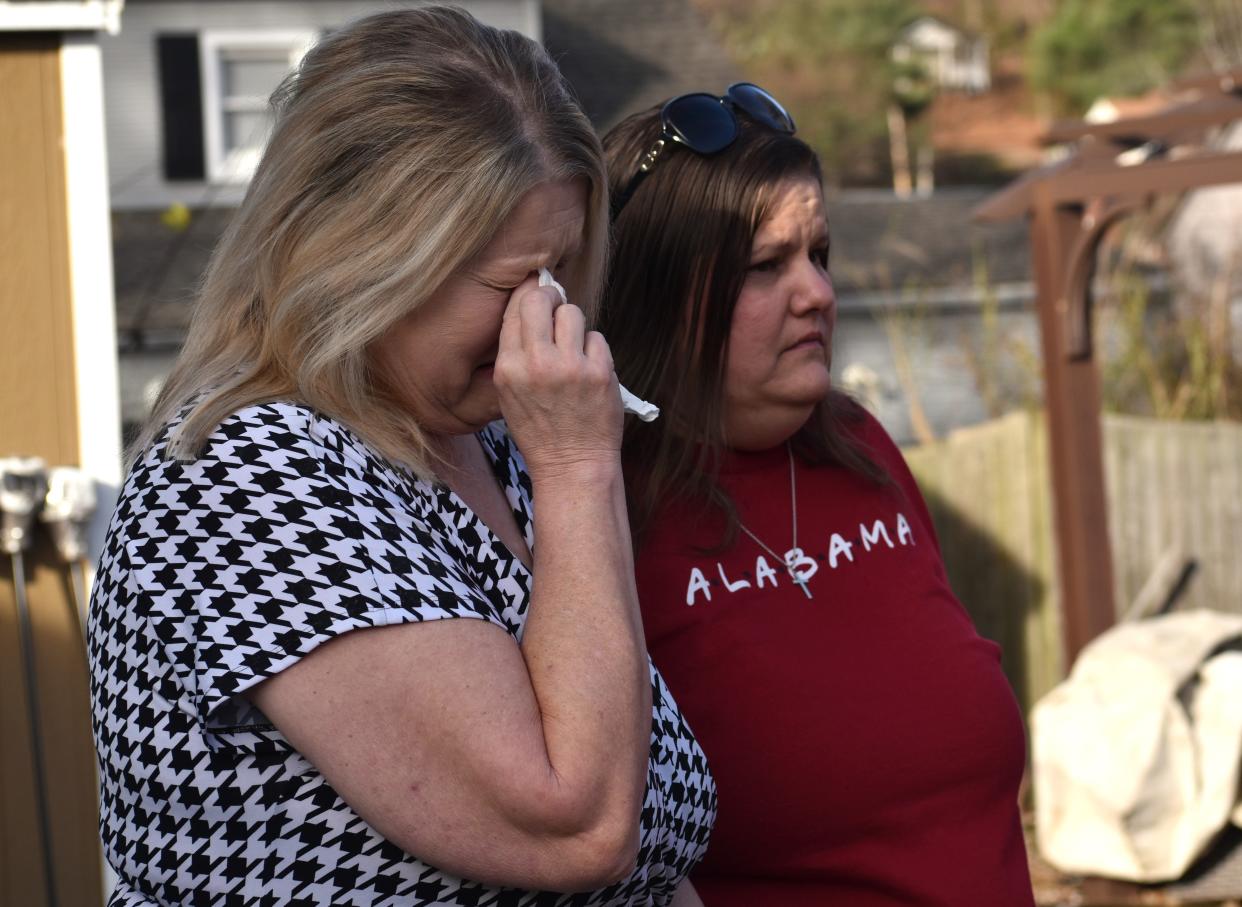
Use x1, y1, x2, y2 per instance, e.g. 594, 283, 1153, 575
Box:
157, 34, 206, 181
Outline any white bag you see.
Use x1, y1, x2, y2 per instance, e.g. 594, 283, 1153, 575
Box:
1032, 610, 1242, 881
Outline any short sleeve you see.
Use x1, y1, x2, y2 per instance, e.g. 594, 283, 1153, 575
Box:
122, 402, 505, 731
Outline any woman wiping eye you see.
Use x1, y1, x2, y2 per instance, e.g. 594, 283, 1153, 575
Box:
89, 9, 713, 906
538, 266, 660, 423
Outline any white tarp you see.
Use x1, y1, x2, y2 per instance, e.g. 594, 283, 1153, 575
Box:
1033, 610, 1242, 882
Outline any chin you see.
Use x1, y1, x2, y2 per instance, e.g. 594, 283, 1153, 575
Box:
791, 369, 833, 406
451, 388, 502, 433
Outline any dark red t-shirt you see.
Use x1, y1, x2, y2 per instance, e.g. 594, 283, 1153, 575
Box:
636, 413, 1035, 906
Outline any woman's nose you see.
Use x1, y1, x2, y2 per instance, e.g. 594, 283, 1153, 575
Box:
790, 262, 835, 315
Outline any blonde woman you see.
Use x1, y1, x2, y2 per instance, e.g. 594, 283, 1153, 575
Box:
89, 9, 714, 906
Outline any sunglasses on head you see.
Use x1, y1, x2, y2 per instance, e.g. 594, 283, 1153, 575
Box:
611, 82, 796, 220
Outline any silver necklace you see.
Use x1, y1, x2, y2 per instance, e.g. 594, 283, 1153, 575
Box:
736, 444, 812, 599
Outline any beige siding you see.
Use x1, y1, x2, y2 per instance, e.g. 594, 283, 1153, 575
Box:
0, 33, 104, 907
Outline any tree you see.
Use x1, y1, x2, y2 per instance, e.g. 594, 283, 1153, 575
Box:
706, 0, 922, 185
1028, 0, 1200, 115
888, 57, 937, 196
1194, 0, 1242, 70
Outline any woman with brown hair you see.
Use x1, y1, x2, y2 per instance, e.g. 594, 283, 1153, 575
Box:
599, 86, 1035, 906
89, 9, 713, 905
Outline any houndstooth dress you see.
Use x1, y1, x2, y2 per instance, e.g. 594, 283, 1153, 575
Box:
89, 401, 716, 906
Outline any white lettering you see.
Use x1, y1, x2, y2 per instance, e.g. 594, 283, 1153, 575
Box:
828, 533, 855, 568
755, 556, 779, 589
896, 513, 915, 546
859, 519, 893, 551
784, 547, 818, 583
686, 566, 712, 606
717, 562, 752, 593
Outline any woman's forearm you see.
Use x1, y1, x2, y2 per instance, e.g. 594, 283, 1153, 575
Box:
518, 457, 650, 841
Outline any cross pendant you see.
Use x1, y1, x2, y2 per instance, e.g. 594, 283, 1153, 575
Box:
790, 570, 813, 599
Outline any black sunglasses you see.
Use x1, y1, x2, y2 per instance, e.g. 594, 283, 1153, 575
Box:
611, 83, 796, 220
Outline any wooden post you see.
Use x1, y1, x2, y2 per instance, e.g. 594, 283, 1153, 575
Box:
1028, 188, 1117, 663
974, 74, 1242, 670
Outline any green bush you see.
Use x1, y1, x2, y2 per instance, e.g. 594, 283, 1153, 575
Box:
706, 0, 921, 185
1028, 0, 1199, 115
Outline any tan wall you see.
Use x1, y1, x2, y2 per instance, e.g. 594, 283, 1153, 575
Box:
0, 32, 104, 907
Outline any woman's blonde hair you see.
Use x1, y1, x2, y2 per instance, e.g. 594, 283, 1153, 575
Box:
136, 5, 608, 477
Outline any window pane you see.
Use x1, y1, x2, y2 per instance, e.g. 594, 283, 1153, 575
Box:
223, 109, 271, 154
221, 52, 292, 100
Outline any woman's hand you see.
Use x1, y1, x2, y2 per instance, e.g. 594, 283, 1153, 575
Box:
493, 275, 622, 480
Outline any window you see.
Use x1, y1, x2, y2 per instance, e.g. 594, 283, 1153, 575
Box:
199, 31, 315, 183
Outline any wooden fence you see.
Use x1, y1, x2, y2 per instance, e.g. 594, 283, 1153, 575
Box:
1104, 414, 1242, 618
902, 410, 1242, 715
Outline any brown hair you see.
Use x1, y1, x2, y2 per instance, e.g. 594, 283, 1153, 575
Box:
599, 106, 887, 547
135, 6, 608, 478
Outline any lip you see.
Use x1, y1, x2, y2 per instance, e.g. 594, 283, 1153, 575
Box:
784, 331, 825, 352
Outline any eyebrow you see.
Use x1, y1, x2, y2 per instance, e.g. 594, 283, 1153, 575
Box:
750, 232, 831, 258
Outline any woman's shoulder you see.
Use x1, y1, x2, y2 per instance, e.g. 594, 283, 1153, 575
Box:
831, 402, 940, 534
848, 405, 901, 453
137, 399, 395, 481
813, 398, 926, 504
120, 399, 422, 532
203, 399, 361, 464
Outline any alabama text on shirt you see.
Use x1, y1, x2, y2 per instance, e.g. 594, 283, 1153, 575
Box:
684, 512, 917, 606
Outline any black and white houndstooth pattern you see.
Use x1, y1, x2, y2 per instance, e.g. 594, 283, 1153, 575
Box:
89, 401, 716, 906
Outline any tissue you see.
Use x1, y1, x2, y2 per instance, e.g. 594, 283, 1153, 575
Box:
537, 268, 660, 422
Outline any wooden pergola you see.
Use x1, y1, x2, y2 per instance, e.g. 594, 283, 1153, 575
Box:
975, 70, 1242, 665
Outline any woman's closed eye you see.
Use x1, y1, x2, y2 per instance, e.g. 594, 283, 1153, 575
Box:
748, 246, 828, 274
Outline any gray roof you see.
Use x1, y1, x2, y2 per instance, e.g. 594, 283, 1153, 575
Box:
112, 189, 1032, 348
541, 0, 743, 131
825, 189, 1030, 298
113, 207, 232, 349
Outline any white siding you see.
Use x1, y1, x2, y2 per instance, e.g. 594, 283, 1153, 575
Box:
101, 0, 540, 210
61, 34, 124, 565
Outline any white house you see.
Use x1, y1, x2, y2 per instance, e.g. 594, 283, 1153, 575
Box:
101, 0, 541, 210
892, 16, 990, 95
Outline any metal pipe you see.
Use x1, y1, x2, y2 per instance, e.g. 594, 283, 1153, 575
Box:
10, 549, 59, 907
2, 457, 58, 907
41, 467, 97, 639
